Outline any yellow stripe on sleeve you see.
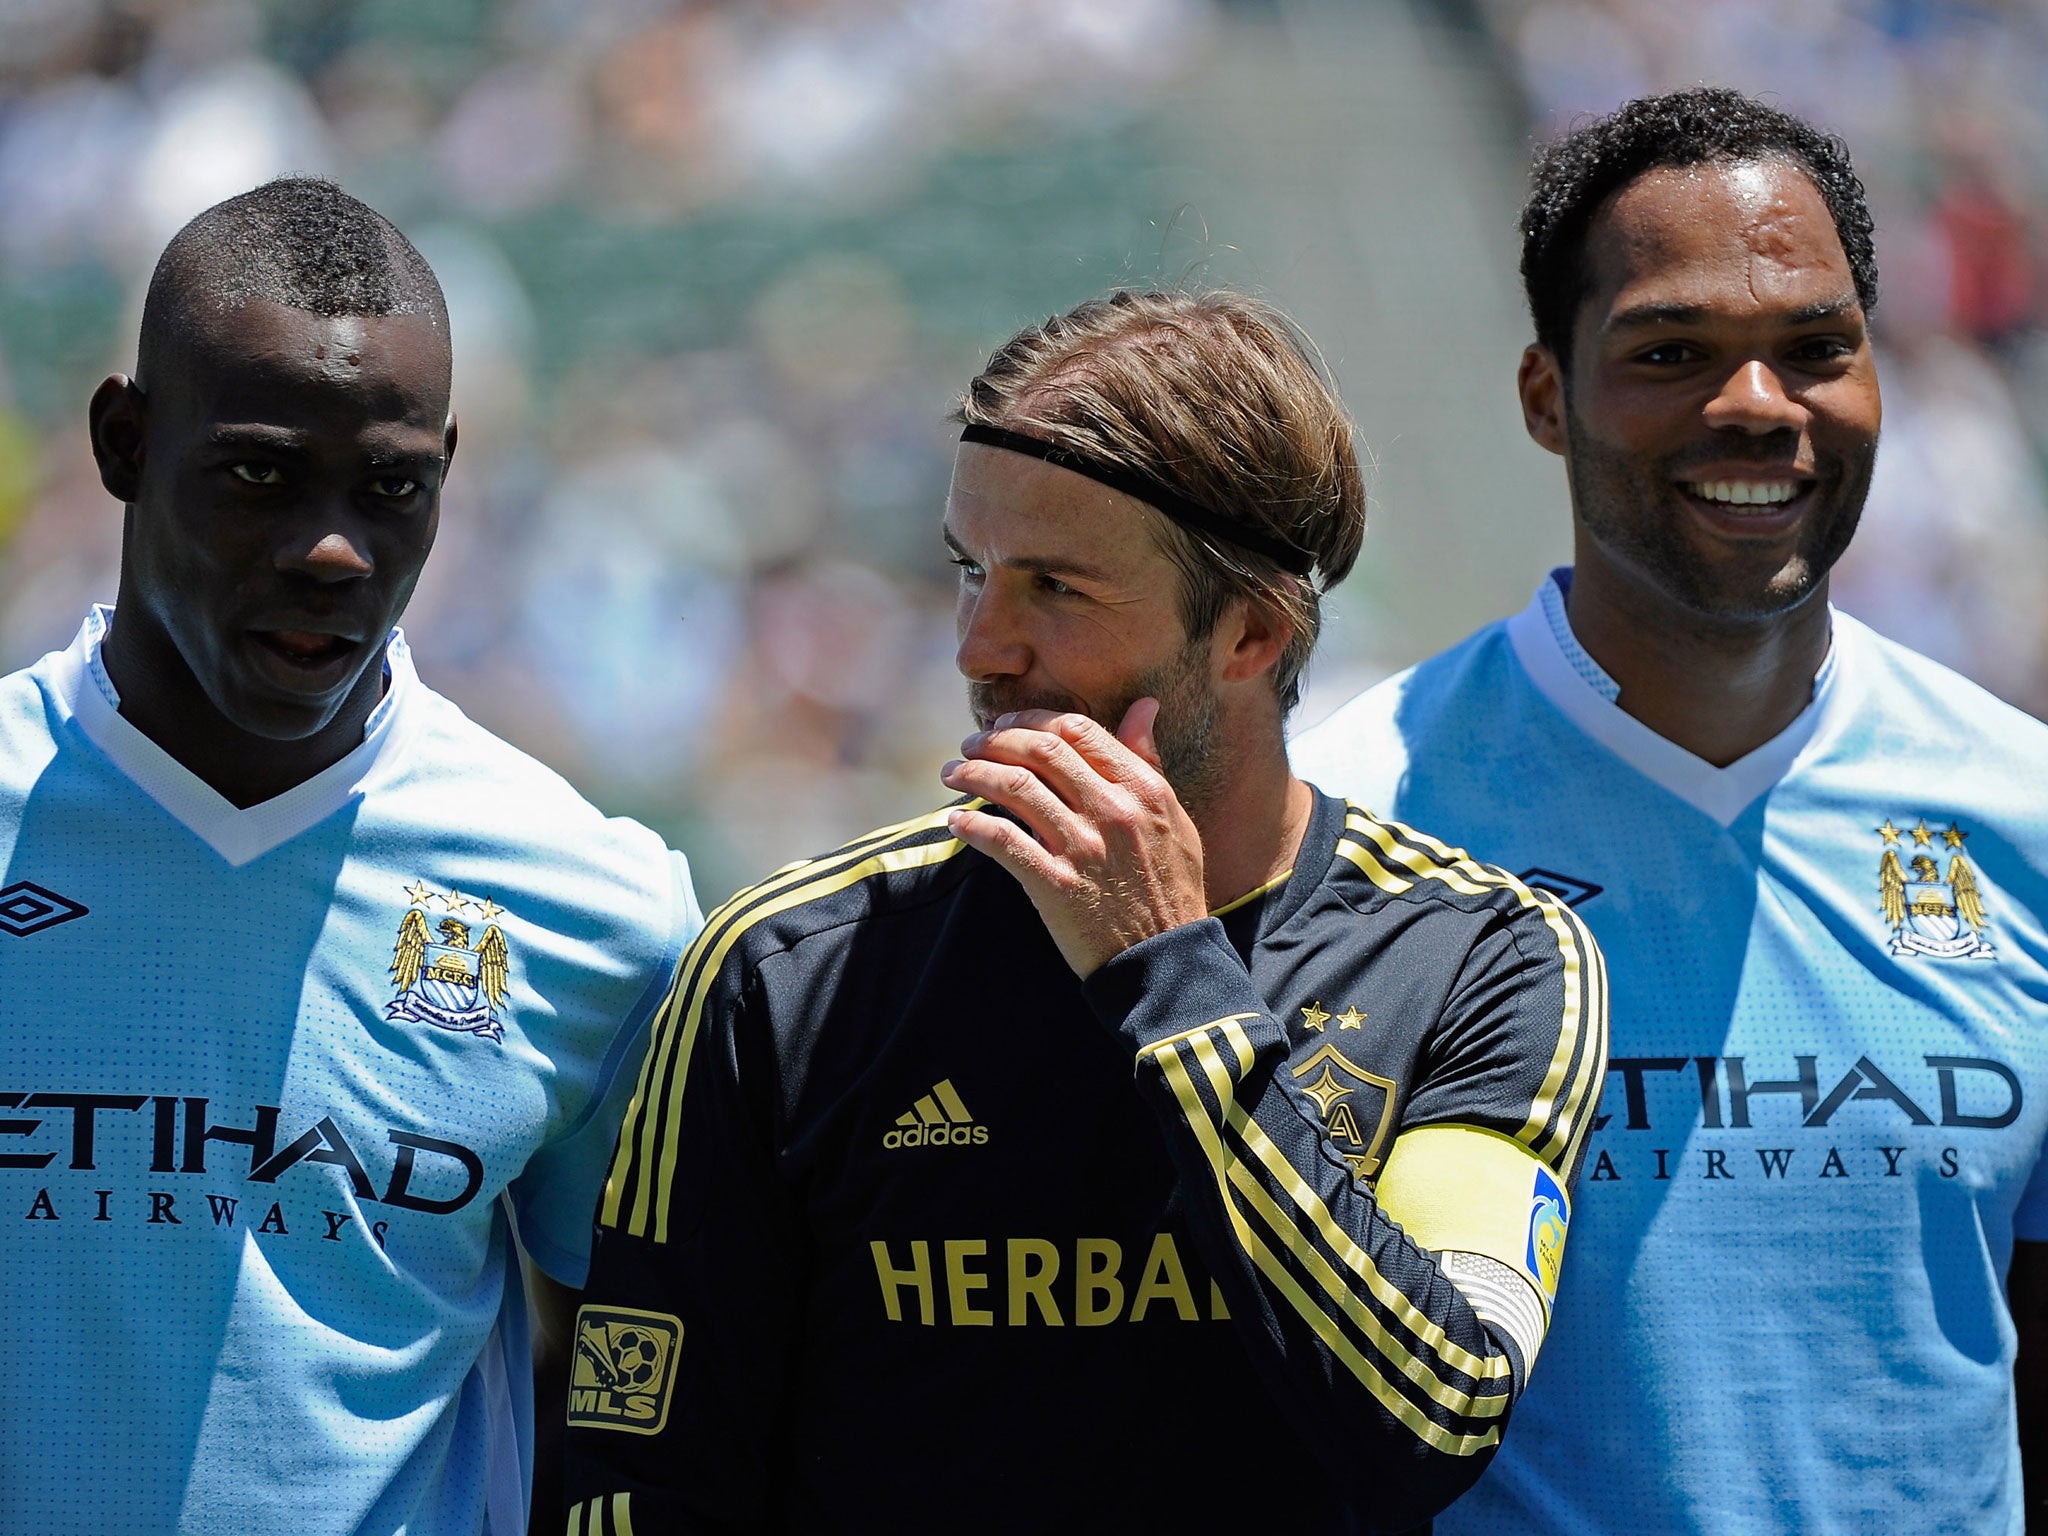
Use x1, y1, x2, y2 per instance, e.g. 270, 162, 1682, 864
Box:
1149, 1034, 1501, 1456
603, 803, 970, 1229
1344, 810, 1606, 1166
610, 829, 971, 1241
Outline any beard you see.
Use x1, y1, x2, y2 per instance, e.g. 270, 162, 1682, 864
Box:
1564, 410, 1872, 623
967, 637, 1223, 812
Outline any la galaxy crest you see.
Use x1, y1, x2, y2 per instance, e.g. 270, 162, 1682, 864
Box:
1877, 819, 1994, 961
387, 881, 513, 1041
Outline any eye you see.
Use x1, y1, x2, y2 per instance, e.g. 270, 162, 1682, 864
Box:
230, 463, 285, 486
1635, 341, 1700, 366
1036, 574, 1077, 597
948, 553, 984, 582
1788, 336, 1854, 365
369, 476, 421, 498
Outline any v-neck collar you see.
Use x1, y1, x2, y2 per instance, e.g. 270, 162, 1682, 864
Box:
41, 606, 417, 867
1216, 787, 1345, 953
1505, 570, 1845, 828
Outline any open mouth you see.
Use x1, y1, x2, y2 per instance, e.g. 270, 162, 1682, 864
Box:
250, 629, 357, 670
1675, 474, 1815, 530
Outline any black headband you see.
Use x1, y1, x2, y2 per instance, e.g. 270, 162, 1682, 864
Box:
958, 422, 1316, 578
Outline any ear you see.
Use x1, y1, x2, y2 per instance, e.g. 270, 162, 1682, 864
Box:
89, 374, 147, 503
1215, 594, 1293, 687
1517, 344, 1568, 457
442, 412, 459, 478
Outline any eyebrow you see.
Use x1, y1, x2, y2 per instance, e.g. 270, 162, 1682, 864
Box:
207, 424, 306, 452
941, 525, 1118, 585
1605, 295, 1862, 332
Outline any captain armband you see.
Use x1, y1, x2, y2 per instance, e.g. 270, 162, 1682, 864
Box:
1374, 1123, 1571, 1376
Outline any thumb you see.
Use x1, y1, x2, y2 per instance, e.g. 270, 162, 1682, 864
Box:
1116, 696, 1163, 770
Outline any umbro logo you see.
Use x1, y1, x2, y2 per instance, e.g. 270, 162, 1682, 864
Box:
0, 882, 88, 937
1517, 868, 1603, 908
882, 1078, 989, 1150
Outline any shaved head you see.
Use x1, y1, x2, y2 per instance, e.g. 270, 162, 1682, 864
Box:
138, 177, 449, 390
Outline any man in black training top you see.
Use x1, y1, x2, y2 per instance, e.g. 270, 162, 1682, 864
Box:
565, 290, 1609, 1534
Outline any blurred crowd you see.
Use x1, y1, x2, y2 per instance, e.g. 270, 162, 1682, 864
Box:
0, 0, 1217, 900
2, 0, 2045, 901
1482, 0, 2048, 709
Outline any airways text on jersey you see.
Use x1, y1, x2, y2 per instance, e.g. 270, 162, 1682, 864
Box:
1, 1091, 488, 1247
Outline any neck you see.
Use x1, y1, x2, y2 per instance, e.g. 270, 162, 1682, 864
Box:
1187, 715, 1314, 912
100, 598, 386, 810
1564, 549, 1832, 768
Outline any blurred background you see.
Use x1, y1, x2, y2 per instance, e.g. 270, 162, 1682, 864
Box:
0, 0, 2042, 904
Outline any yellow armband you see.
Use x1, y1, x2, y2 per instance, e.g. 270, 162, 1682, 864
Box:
1374, 1123, 1570, 1315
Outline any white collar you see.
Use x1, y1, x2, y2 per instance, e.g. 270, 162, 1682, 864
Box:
46, 606, 417, 866
1505, 570, 1843, 828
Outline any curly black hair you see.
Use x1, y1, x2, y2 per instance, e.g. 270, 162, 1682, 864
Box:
139, 177, 446, 381
1521, 87, 1878, 369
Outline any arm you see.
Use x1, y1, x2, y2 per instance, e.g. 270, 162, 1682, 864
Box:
1084, 905, 1599, 1521
2014, 1239, 2048, 1533
946, 708, 1606, 1525
525, 1259, 579, 1534
562, 951, 805, 1535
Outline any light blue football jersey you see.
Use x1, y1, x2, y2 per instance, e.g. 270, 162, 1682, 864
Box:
0, 609, 700, 1536
1291, 571, 2048, 1536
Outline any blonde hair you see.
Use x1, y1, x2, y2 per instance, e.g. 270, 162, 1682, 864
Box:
953, 289, 1366, 712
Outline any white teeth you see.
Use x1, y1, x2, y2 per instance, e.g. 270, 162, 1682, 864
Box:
1686, 479, 1799, 507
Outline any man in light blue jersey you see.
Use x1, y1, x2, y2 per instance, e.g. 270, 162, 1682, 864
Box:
0, 179, 699, 1535
1293, 87, 2048, 1533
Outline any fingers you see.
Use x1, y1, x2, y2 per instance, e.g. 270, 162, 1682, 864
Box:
1114, 697, 1163, 772
946, 804, 1063, 890
940, 753, 1079, 850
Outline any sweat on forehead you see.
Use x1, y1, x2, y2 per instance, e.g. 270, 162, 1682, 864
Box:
137, 177, 448, 384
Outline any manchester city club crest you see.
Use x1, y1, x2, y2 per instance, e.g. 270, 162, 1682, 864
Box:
387, 881, 513, 1040
1877, 819, 1994, 961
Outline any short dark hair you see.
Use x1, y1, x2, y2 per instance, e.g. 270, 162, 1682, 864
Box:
954, 288, 1367, 715
139, 177, 447, 382
1520, 87, 1879, 368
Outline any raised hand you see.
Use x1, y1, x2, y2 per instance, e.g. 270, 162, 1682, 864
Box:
940, 699, 1208, 977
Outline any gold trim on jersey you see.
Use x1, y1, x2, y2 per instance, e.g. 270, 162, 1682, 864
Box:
603, 804, 974, 1241
1210, 868, 1292, 918
1336, 809, 1607, 1178
1143, 1012, 1508, 1456
567, 1493, 635, 1536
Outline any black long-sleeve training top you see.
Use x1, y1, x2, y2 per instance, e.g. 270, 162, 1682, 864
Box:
564, 788, 1607, 1534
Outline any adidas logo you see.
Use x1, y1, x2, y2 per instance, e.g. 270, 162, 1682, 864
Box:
882, 1079, 989, 1149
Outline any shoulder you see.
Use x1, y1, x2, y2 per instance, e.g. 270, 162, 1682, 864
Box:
385, 680, 672, 871
1836, 613, 2048, 761
682, 800, 980, 989
1326, 801, 1604, 977
1289, 621, 1518, 805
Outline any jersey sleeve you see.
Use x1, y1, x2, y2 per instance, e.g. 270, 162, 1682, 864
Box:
511, 849, 704, 1287
1080, 886, 1607, 1529
561, 927, 803, 1535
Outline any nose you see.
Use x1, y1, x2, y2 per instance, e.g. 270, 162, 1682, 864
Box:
278, 523, 373, 585
1702, 358, 1805, 436
954, 581, 1030, 683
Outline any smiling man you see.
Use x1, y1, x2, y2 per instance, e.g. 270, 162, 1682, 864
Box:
566, 290, 1605, 1534
1292, 89, 2048, 1533
0, 180, 699, 1534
